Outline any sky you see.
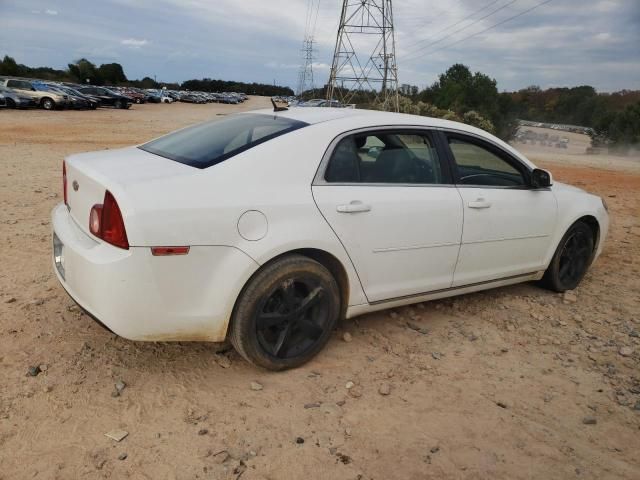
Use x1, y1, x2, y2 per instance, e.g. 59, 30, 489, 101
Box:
1, 0, 638, 92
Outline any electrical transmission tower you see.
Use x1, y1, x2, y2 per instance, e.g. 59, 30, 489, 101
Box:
327, 0, 399, 111
297, 0, 321, 97
297, 38, 315, 97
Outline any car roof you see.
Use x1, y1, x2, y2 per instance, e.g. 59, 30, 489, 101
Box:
249, 106, 467, 130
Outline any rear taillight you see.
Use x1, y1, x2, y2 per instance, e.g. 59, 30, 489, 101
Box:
63, 161, 68, 205
89, 191, 129, 249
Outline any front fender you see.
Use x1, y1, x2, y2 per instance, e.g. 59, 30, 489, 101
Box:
544, 185, 609, 266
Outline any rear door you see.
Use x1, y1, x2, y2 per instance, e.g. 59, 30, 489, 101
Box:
441, 131, 557, 286
312, 128, 463, 303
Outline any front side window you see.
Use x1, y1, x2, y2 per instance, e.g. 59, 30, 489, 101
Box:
139, 114, 308, 168
325, 131, 445, 184
447, 136, 527, 187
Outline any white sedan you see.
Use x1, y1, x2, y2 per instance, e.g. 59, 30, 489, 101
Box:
52, 107, 609, 370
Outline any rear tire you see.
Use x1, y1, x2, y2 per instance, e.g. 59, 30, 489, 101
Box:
6, 98, 16, 109
541, 221, 594, 292
115, 99, 124, 109
229, 255, 341, 370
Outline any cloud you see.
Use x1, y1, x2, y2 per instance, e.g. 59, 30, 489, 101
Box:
121, 38, 149, 48
311, 62, 331, 71
3, 0, 640, 91
45, 9, 58, 16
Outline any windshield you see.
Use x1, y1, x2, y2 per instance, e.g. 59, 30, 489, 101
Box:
139, 113, 308, 169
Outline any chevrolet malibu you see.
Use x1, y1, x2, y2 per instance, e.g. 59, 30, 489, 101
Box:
52, 107, 609, 370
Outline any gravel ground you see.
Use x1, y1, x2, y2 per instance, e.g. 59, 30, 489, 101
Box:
0, 101, 639, 480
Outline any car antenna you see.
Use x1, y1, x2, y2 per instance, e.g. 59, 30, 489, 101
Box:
271, 98, 288, 112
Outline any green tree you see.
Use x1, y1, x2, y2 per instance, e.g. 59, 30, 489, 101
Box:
0, 55, 20, 75
97, 63, 127, 85
67, 58, 101, 84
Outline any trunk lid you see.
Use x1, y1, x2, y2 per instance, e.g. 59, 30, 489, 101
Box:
64, 146, 196, 239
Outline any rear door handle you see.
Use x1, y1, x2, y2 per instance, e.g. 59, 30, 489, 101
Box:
468, 199, 491, 209
336, 201, 371, 213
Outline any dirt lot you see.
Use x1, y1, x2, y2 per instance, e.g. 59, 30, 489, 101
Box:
1, 102, 639, 480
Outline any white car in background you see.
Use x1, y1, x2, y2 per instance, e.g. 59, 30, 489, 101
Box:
52, 107, 609, 370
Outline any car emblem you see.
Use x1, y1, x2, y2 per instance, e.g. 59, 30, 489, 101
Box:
72, 180, 79, 191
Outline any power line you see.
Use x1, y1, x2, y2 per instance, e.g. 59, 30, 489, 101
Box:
401, 0, 501, 51
399, 0, 520, 60
402, 0, 555, 63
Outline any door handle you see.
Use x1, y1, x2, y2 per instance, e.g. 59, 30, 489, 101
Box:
336, 201, 371, 213
468, 199, 491, 209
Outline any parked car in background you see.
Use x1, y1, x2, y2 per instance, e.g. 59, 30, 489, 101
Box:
51, 107, 608, 370
144, 90, 162, 103
55, 85, 99, 109
299, 98, 343, 108
33, 83, 95, 110
299, 98, 326, 107
76, 86, 132, 109
219, 94, 240, 104
179, 92, 206, 104
0, 78, 68, 110
121, 87, 146, 104
0, 85, 36, 108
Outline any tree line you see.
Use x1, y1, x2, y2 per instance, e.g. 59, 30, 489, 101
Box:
0, 55, 294, 97
407, 64, 639, 150
305, 63, 639, 149
2, 55, 637, 149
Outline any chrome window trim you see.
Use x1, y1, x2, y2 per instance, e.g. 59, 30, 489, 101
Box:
312, 124, 455, 187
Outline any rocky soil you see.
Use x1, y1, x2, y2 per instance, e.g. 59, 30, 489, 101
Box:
0, 102, 638, 479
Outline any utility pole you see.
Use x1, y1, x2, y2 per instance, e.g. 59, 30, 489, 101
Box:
327, 0, 399, 111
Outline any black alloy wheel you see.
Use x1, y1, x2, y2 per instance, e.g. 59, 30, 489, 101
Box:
229, 255, 341, 370
256, 277, 329, 359
558, 229, 592, 286
542, 221, 594, 292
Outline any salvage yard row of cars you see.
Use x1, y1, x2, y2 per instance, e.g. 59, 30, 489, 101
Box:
0, 76, 248, 110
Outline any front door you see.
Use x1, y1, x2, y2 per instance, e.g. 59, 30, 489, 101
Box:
442, 132, 557, 287
312, 129, 463, 303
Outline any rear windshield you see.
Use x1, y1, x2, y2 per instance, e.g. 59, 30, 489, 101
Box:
139, 113, 308, 168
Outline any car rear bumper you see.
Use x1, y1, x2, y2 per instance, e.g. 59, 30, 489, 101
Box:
51, 203, 258, 342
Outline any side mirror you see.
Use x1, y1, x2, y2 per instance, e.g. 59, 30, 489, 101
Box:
531, 168, 553, 188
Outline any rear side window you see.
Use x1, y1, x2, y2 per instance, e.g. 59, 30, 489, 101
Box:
325, 130, 445, 184
140, 114, 308, 169
7, 80, 31, 89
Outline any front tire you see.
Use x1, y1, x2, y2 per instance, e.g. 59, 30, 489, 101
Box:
229, 255, 341, 370
541, 221, 594, 292
41, 97, 55, 110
